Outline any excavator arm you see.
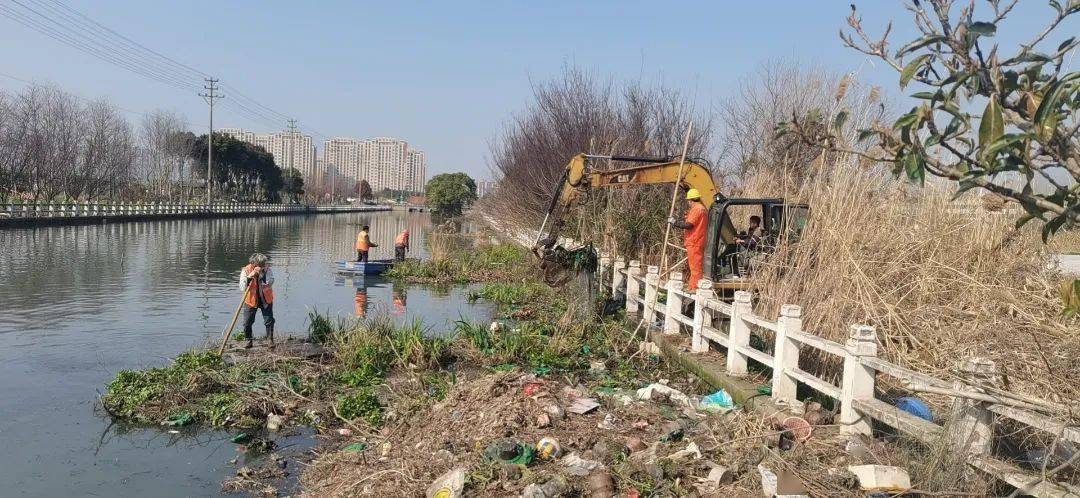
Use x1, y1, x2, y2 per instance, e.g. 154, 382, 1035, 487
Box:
534, 153, 735, 283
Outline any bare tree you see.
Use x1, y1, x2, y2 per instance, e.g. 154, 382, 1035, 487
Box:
139, 109, 186, 200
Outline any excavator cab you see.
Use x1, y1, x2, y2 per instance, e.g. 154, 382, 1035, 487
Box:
703, 198, 809, 293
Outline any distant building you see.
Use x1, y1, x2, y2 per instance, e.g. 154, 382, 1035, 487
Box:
322, 136, 427, 194
218, 127, 317, 180
476, 180, 497, 198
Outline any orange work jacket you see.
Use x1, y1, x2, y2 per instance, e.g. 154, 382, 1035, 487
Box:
356, 230, 370, 251
243, 264, 275, 307
684, 202, 709, 249
394, 231, 409, 247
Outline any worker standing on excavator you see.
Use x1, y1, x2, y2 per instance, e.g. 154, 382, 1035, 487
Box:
668, 188, 709, 291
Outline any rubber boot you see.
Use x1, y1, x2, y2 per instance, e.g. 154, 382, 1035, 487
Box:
244, 339, 253, 349
266, 324, 275, 349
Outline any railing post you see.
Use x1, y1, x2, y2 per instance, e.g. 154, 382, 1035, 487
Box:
772, 304, 802, 406
663, 272, 684, 335
949, 357, 997, 456
625, 260, 641, 314
726, 290, 753, 376
612, 257, 626, 299
691, 279, 715, 352
841, 325, 877, 436
598, 255, 611, 286
643, 265, 660, 324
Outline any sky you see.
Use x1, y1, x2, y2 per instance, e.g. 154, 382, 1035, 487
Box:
0, 1, 1072, 181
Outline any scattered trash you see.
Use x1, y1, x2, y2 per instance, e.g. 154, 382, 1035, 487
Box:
342, 442, 367, 453
893, 396, 932, 422
847, 465, 911, 492
782, 416, 812, 442
778, 430, 796, 451
427, 467, 466, 498
631, 419, 650, 430
639, 341, 661, 355
625, 436, 646, 453
699, 389, 734, 412
636, 383, 694, 409
536, 412, 552, 428
379, 442, 392, 458
230, 433, 252, 444
597, 413, 616, 430
484, 439, 535, 466
660, 421, 685, 442
265, 413, 284, 432
589, 360, 606, 372
521, 476, 569, 498
542, 404, 566, 421
666, 441, 701, 461
704, 464, 733, 486
162, 412, 193, 427
523, 382, 545, 397
488, 321, 504, 334
167, 430, 179, 434
500, 463, 522, 480
566, 397, 600, 414
338, 428, 352, 437
586, 471, 615, 497
758, 464, 809, 497
535, 437, 562, 460
561, 452, 604, 476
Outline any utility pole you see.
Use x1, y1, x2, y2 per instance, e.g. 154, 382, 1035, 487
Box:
199, 78, 224, 204
286, 119, 298, 173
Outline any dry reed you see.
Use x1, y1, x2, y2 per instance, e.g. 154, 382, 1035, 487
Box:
742, 154, 1080, 405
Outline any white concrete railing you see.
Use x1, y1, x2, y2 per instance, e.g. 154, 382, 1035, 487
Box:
598, 255, 1080, 498
0, 201, 388, 219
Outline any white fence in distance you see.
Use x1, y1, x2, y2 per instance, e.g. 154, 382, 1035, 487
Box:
0, 201, 388, 220
598, 255, 1079, 498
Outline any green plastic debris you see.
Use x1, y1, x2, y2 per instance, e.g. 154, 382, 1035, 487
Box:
483, 439, 535, 466
288, 375, 303, 393
342, 443, 367, 453
491, 363, 518, 372
231, 433, 253, 444
756, 386, 772, 396
162, 412, 193, 427
533, 366, 552, 377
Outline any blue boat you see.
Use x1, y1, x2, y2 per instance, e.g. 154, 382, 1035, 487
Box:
335, 259, 394, 276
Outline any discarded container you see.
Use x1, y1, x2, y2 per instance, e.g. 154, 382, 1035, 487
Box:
847, 465, 911, 492
782, 416, 813, 442
427, 467, 466, 498
484, 439, 535, 466
230, 433, 252, 444
758, 464, 809, 497
535, 437, 562, 460
162, 412, 193, 427
561, 452, 603, 476
637, 383, 694, 409
699, 389, 734, 412
893, 397, 932, 422
705, 464, 734, 486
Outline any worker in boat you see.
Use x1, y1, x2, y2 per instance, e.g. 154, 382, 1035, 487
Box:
667, 188, 709, 291
736, 215, 764, 250
393, 229, 410, 262
238, 253, 275, 349
356, 225, 377, 262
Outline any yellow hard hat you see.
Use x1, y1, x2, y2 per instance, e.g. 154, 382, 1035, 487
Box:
685, 188, 701, 200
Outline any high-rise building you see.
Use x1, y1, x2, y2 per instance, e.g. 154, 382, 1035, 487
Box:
217, 127, 317, 180
476, 180, 497, 198
323, 138, 361, 184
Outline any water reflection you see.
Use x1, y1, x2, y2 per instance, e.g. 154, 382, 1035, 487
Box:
0, 211, 491, 497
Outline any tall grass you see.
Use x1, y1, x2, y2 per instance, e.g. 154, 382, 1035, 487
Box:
744, 155, 1079, 401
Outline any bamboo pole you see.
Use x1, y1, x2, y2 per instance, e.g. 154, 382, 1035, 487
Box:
218, 286, 253, 355
659, 121, 694, 275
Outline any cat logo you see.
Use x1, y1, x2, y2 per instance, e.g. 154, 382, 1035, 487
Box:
609, 174, 632, 184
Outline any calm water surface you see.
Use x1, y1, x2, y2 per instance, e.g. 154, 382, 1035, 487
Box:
0, 211, 491, 497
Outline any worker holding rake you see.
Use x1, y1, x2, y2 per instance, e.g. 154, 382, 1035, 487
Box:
238, 253, 275, 349
668, 188, 709, 291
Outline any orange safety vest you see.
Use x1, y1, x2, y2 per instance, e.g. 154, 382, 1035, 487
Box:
356, 230, 370, 251
243, 264, 275, 308
394, 231, 409, 247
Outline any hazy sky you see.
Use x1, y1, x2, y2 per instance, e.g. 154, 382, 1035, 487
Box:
0, 1, 1072, 180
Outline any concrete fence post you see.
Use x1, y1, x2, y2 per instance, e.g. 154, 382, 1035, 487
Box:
612, 257, 626, 299
726, 290, 754, 376
949, 357, 997, 456
663, 272, 684, 335
841, 325, 878, 436
626, 260, 642, 314
598, 255, 611, 285
691, 279, 715, 352
643, 265, 660, 324
772, 304, 802, 406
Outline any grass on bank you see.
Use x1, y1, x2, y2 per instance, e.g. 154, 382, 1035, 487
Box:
384, 241, 529, 284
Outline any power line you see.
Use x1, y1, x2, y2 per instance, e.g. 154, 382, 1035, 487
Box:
199, 77, 224, 203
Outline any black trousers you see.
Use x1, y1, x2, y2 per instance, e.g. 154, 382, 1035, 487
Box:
394, 245, 406, 261
356, 250, 369, 262
242, 303, 275, 339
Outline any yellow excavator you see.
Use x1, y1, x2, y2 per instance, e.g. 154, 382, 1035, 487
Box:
533, 153, 809, 292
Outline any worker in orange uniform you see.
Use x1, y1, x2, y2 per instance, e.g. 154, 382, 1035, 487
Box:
355, 225, 377, 262
238, 253, 275, 349
667, 188, 709, 291
393, 229, 410, 262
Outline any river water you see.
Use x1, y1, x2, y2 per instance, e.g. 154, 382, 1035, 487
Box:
0, 211, 492, 497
